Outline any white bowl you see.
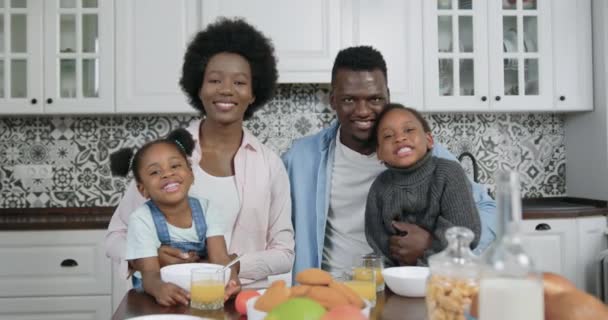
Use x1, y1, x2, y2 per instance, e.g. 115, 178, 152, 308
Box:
160, 263, 230, 292
382, 266, 429, 297
245, 296, 372, 320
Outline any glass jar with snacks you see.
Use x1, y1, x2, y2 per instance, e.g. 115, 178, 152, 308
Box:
426, 226, 481, 320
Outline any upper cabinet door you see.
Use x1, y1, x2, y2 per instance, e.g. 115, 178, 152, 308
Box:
350, 0, 423, 109
201, 0, 349, 83
43, 0, 114, 113
487, 0, 553, 111
422, 0, 589, 112
115, 0, 198, 113
0, 0, 43, 114
423, 0, 489, 111
552, 0, 592, 111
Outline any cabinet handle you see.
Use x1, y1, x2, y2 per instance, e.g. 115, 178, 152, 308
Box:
495, 96, 501, 101
535, 223, 551, 231
46, 98, 53, 104
481, 96, 487, 102
60, 258, 78, 267
559, 96, 566, 101
30, 98, 37, 104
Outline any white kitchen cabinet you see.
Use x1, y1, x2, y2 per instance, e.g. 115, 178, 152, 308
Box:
117, 0, 348, 112
576, 216, 608, 295
0, 0, 114, 114
422, 0, 591, 112
0, 230, 112, 319
114, 0, 364, 113
116, 0, 423, 113
520, 218, 578, 285
0, 296, 111, 320
346, 0, 423, 109
201, 0, 350, 84
520, 216, 608, 293
115, 0, 198, 113
552, 0, 593, 111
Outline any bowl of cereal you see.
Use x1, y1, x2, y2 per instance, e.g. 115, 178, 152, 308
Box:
382, 266, 429, 297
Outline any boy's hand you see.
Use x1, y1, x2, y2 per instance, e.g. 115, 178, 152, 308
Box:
224, 279, 241, 301
152, 282, 190, 306
158, 246, 199, 267
389, 221, 431, 265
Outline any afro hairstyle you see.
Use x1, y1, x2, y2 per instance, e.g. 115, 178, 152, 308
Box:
179, 17, 278, 120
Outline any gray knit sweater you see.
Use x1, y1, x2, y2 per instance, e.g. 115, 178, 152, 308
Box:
364, 152, 480, 267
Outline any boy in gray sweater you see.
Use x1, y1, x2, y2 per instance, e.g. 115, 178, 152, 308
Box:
365, 103, 480, 266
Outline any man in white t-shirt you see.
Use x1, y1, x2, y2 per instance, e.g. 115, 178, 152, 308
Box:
283, 46, 497, 276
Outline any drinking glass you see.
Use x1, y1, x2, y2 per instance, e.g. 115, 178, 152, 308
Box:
343, 257, 378, 307
190, 268, 224, 310
353, 253, 385, 292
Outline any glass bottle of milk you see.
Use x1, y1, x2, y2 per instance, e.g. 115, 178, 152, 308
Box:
478, 171, 544, 320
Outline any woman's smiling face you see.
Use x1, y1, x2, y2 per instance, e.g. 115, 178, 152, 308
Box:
199, 52, 256, 124
376, 108, 434, 168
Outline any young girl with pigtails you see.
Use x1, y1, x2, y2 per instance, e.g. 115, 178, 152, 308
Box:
110, 128, 240, 306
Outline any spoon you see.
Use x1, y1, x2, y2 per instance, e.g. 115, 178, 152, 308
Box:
218, 254, 242, 273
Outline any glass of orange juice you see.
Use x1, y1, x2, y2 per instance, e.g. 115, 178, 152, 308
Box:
353, 253, 384, 292
190, 268, 224, 310
337, 268, 376, 307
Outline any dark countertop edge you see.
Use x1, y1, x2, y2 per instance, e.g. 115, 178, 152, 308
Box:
522, 196, 608, 219
1, 196, 607, 230
522, 196, 608, 208
0, 207, 115, 230
523, 209, 608, 220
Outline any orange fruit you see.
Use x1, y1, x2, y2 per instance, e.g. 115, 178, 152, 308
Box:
234, 290, 260, 315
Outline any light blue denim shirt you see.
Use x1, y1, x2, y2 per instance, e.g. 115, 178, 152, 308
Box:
282, 121, 497, 278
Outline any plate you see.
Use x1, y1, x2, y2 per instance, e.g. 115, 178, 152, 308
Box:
126, 315, 210, 320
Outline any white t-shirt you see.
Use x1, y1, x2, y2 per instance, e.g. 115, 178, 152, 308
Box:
125, 196, 225, 261
322, 130, 387, 273
189, 165, 240, 249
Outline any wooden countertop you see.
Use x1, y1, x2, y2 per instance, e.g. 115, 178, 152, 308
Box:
112, 288, 428, 320
0, 207, 115, 230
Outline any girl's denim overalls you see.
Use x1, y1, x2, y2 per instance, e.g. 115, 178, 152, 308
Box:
132, 197, 208, 289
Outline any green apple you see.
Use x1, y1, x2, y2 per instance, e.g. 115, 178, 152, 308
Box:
264, 298, 326, 320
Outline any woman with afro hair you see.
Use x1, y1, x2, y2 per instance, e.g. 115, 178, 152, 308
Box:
105, 18, 294, 288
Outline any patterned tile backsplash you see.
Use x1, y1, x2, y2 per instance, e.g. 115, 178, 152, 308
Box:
0, 84, 565, 208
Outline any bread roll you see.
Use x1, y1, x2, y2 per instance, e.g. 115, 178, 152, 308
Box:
545, 288, 608, 320
306, 286, 350, 309
542, 272, 575, 297
296, 268, 333, 286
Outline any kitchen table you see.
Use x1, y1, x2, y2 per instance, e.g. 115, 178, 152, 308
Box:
111, 288, 428, 320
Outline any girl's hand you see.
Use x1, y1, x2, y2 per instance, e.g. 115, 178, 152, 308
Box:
224, 279, 241, 301
152, 282, 190, 306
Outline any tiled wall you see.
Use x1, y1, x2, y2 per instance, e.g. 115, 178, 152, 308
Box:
0, 84, 565, 208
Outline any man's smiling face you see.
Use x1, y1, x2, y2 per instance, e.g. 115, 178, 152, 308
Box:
330, 68, 389, 154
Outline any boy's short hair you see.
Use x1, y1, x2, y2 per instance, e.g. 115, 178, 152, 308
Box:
331, 46, 387, 86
